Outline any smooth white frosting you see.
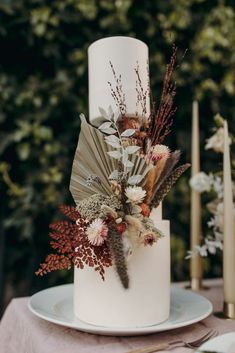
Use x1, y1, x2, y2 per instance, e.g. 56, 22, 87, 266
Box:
88, 36, 150, 124
74, 216, 170, 328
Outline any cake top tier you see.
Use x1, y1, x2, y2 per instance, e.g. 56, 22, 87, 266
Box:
88, 36, 150, 125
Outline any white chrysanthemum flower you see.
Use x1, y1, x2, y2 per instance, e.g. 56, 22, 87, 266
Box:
125, 186, 146, 204
86, 218, 108, 246
189, 172, 212, 193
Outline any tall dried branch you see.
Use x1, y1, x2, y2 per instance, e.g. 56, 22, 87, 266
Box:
149, 45, 177, 145
108, 61, 127, 116
134, 61, 149, 117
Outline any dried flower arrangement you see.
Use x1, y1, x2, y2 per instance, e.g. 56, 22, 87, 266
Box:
187, 114, 234, 258
36, 46, 190, 288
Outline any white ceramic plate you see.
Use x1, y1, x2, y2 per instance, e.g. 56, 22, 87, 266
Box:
197, 332, 235, 352
28, 284, 212, 336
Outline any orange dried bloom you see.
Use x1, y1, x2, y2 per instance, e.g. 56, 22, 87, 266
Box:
140, 203, 150, 217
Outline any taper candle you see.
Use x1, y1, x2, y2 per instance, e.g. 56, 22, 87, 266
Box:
190, 101, 203, 290
223, 120, 235, 319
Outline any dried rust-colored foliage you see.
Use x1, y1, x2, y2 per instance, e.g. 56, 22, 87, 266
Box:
36, 205, 112, 280
148, 45, 177, 145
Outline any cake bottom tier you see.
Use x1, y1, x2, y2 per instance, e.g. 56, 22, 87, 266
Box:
74, 219, 170, 328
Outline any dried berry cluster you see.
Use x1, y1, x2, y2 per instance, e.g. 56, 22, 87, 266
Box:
36, 205, 112, 280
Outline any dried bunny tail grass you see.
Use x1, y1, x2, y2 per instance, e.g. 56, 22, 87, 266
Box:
151, 163, 190, 208
144, 156, 169, 204
125, 214, 144, 246
107, 228, 129, 289
101, 205, 118, 219
152, 150, 181, 197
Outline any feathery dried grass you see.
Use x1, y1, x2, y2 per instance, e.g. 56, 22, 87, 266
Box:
107, 228, 129, 289
151, 163, 190, 208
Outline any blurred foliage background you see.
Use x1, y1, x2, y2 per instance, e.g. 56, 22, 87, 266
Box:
0, 0, 235, 314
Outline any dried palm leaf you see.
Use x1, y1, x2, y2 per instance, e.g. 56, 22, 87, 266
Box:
70, 115, 149, 205
143, 155, 169, 204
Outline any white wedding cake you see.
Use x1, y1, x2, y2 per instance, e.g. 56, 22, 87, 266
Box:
73, 37, 171, 328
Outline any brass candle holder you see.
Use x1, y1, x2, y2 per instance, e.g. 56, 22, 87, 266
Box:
223, 302, 235, 319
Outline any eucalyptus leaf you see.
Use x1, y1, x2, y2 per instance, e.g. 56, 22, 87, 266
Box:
107, 150, 122, 159
113, 111, 120, 123
122, 151, 128, 165
105, 135, 119, 143
105, 133, 121, 147
98, 121, 112, 130
101, 127, 117, 134
121, 129, 135, 137
108, 105, 113, 119
98, 107, 108, 119
105, 140, 121, 148
108, 170, 119, 180
125, 160, 134, 168
125, 145, 141, 154
128, 174, 144, 185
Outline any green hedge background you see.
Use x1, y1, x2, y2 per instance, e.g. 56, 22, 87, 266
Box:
0, 0, 235, 313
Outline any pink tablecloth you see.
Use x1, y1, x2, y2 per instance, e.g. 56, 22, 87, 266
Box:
0, 279, 235, 353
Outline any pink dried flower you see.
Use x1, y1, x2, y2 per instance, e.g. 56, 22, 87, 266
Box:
147, 144, 170, 164
141, 230, 159, 246
86, 218, 108, 246
144, 233, 156, 246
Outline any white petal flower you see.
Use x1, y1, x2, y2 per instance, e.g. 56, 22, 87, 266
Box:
214, 202, 224, 232
86, 218, 108, 246
195, 245, 208, 257
207, 217, 216, 228
212, 176, 223, 199
125, 186, 146, 204
205, 127, 231, 153
190, 172, 212, 193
